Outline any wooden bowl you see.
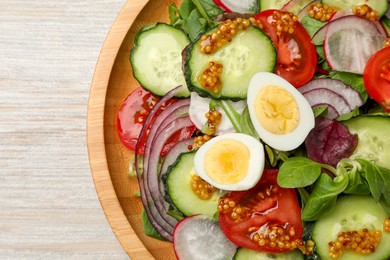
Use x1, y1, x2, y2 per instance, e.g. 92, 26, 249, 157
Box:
87, 0, 182, 259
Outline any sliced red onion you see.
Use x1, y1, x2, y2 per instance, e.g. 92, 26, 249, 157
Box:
299, 79, 364, 110
302, 88, 351, 119
135, 86, 186, 241
144, 115, 193, 224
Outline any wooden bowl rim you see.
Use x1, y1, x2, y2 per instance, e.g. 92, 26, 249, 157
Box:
86, 0, 153, 258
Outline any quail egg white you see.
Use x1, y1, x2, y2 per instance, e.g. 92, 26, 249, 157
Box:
247, 72, 315, 151
194, 133, 264, 191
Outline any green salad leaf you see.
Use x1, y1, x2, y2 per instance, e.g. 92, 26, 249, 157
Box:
302, 174, 349, 221
141, 209, 166, 240
300, 15, 326, 38
278, 157, 323, 188
239, 107, 259, 138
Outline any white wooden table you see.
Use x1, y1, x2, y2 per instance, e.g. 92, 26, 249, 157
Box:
0, 0, 129, 258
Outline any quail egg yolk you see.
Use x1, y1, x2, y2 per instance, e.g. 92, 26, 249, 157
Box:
254, 85, 300, 135
204, 138, 249, 185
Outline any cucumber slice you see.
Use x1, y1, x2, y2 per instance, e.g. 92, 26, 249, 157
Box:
313, 195, 390, 260
321, 0, 388, 17
184, 25, 276, 100
130, 23, 190, 98
343, 116, 390, 170
162, 152, 219, 218
260, 0, 290, 11
234, 248, 304, 260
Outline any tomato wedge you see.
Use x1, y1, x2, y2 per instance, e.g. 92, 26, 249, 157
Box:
363, 47, 390, 113
218, 169, 304, 253
254, 10, 317, 87
117, 86, 196, 155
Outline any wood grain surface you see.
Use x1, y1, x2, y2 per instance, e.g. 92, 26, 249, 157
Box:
0, 0, 129, 259
88, 0, 182, 259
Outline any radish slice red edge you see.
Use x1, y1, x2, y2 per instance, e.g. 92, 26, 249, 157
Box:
312, 13, 388, 46
173, 215, 237, 260
299, 78, 364, 119
323, 15, 387, 74
213, 0, 259, 13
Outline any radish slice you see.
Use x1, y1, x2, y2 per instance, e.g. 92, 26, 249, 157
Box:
330, 10, 388, 36
189, 92, 246, 135
173, 215, 237, 260
282, 0, 314, 15
324, 15, 387, 74
302, 88, 351, 119
297, 0, 318, 21
213, 0, 259, 13
299, 78, 364, 110
312, 13, 387, 46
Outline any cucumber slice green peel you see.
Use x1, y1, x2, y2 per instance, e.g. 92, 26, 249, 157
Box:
130, 23, 191, 98
234, 247, 304, 260
162, 151, 219, 218
313, 195, 390, 260
184, 25, 276, 101
343, 116, 390, 170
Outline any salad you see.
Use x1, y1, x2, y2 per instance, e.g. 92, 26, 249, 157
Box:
117, 0, 390, 259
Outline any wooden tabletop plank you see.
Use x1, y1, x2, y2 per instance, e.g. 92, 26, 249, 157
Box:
0, 0, 129, 258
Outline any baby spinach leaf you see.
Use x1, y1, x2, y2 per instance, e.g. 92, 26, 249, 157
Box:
337, 107, 360, 121
188, 9, 207, 41
141, 209, 166, 240
337, 158, 370, 195
194, 0, 223, 21
343, 171, 370, 195
180, 0, 195, 20
240, 107, 259, 139
298, 187, 310, 208
168, 3, 181, 25
300, 16, 326, 38
312, 105, 328, 118
356, 158, 390, 202
301, 174, 349, 221
380, 197, 390, 215
277, 157, 323, 188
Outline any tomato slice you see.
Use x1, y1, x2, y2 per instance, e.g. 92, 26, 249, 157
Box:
117, 86, 196, 155
363, 47, 390, 112
218, 169, 304, 253
254, 10, 317, 87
